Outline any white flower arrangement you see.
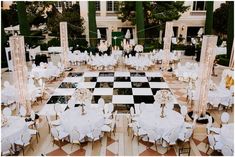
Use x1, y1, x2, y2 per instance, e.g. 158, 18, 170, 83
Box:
134, 45, 144, 53
209, 80, 217, 91
73, 88, 92, 104
98, 42, 108, 52
154, 90, 173, 104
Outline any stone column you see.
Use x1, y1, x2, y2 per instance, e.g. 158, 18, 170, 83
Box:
162, 22, 173, 70
60, 22, 69, 67
196, 35, 218, 116
9, 36, 30, 114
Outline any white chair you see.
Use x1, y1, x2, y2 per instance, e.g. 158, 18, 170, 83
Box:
2, 107, 12, 116
28, 128, 40, 143
206, 116, 220, 134
69, 128, 82, 150
221, 112, 230, 125
51, 127, 69, 149
221, 145, 233, 156
180, 105, 188, 120
1, 140, 13, 156
87, 128, 103, 149
206, 134, 223, 154
46, 115, 61, 133
15, 132, 33, 156
131, 123, 147, 145
19, 106, 27, 117
147, 129, 162, 151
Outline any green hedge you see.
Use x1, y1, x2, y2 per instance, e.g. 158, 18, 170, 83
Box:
172, 44, 186, 50
216, 54, 229, 66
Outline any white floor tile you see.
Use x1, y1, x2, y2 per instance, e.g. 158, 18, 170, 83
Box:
145, 72, 163, 77
97, 77, 114, 82
130, 77, 148, 82
53, 88, 75, 95
83, 72, 99, 77
112, 95, 134, 104
114, 72, 130, 77
149, 82, 169, 88
113, 82, 132, 88
62, 77, 83, 82
93, 88, 113, 95
132, 88, 153, 95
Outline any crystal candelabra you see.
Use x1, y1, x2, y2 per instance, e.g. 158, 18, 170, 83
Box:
154, 90, 173, 118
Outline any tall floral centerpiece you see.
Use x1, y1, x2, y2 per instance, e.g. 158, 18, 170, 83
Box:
134, 44, 144, 53
154, 90, 173, 118
73, 88, 92, 115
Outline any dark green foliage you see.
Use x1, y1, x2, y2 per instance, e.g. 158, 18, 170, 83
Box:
227, 1, 234, 59
47, 38, 60, 47
16, 1, 30, 36
205, 1, 214, 35
1, 3, 19, 28
118, 1, 189, 39
1, 18, 8, 68
136, 1, 145, 45
213, 3, 229, 34
216, 54, 229, 66
88, 1, 97, 47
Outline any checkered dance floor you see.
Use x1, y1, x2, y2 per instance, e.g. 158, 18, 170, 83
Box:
41, 71, 178, 113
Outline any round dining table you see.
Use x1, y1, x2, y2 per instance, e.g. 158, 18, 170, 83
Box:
2, 116, 28, 144
60, 108, 105, 139
137, 108, 184, 138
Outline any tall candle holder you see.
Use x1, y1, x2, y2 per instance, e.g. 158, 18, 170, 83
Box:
154, 90, 173, 118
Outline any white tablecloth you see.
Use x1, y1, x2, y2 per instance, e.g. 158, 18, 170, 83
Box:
2, 116, 28, 144
137, 109, 184, 137
220, 123, 234, 152
61, 108, 105, 138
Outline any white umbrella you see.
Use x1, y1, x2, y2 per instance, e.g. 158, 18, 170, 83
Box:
125, 29, 131, 39
97, 29, 101, 39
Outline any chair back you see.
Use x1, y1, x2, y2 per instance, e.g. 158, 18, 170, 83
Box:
104, 103, 109, 114
140, 102, 145, 113
208, 134, 215, 148
70, 128, 80, 142
221, 145, 233, 156
130, 107, 135, 117
21, 132, 31, 145
30, 111, 36, 121
180, 105, 188, 117
3, 107, 12, 116
92, 128, 101, 139
168, 127, 180, 144
1, 140, 12, 153
98, 98, 105, 106
221, 112, 230, 124
108, 103, 114, 113
134, 104, 141, 115
184, 129, 193, 140
206, 116, 213, 128
51, 127, 59, 139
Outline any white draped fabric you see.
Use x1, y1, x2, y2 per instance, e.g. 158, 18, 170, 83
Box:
174, 62, 199, 82
136, 107, 184, 139
124, 55, 154, 70
220, 123, 234, 154
2, 116, 29, 144
151, 49, 180, 62
1, 83, 19, 106
61, 108, 105, 139
87, 54, 118, 70
68, 50, 89, 64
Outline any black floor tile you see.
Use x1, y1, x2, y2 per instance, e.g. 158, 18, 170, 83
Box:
91, 95, 112, 104
58, 82, 78, 88
113, 88, 133, 95
47, 95, 72, 104
147, 77, 165, 82
131, 82, 150, 88
67, 72, 83, 77
95, 82, 113, 88
130, 72, 146, 77
114, 77, 131, 82
133, 95, 155, 104
84, 77, 97, 82
99, 72, 114, 77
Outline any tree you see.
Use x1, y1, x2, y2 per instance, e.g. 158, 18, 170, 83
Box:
16, 1, 30, 36
213, 3, 229, 35
227, 1, 234, 59
1, 3, 19, 28
136, 2, 145, 45
1, 16, 8, 68
88, 1, 97, 47
118, 2, 189, 42
205, 1, 213, 35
